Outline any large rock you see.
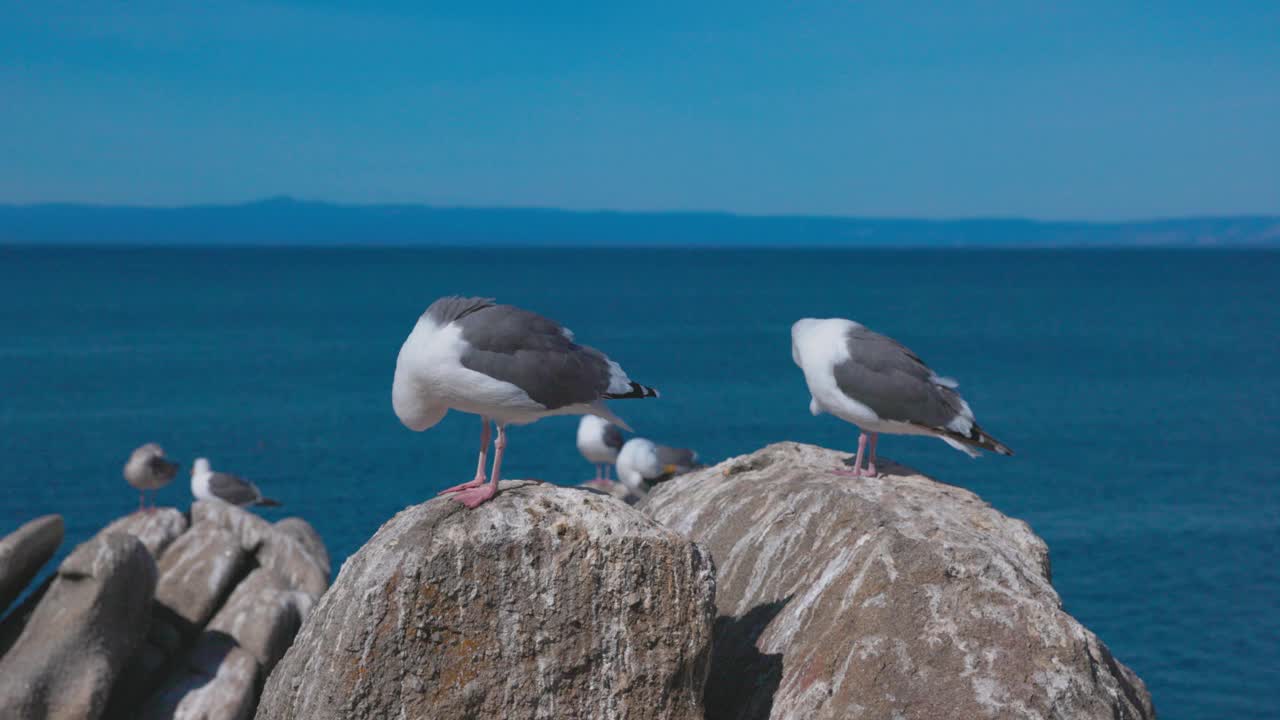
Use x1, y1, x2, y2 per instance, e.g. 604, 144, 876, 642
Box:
106, 504, 330, 717
0, 532, 157, 720
255, 481, 716, 720
207, 568, 304, 673
140, 632, 260, 720
154, 524, 251, 636
643, 442, 1156, 720
0, 514, 64, 617
100, 508, 188, 559
273, 518, 331, 579
193, 502, 329, 601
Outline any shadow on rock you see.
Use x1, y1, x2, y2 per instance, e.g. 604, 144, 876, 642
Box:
704, 596, 790, 720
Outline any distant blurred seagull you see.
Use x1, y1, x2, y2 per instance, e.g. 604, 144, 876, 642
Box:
577, 415, 624, 482
124, 443, 179, 512
393, 296, 659, 509
191, 457, 281, 507
791, 318, 1012, 477
615, 438, 698, 500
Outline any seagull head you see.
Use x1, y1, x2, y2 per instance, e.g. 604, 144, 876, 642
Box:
129, 443, 165, 463
616, 438, 661, 493
392, 389, 447, 431
790, 318, 823, 366
192, 457, 211, 475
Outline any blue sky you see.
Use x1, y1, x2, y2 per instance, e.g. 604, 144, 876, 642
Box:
1, 2, 1277, 219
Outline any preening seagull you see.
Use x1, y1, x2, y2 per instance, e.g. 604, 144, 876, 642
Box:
791, 318, 1012, 476
393, 296, 659, 509
124, 443, 179, 511
577, 415, 625, 482
190, 458, 281, 507
615, 438, 698, 499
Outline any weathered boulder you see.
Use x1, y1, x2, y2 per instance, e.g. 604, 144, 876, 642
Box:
0, 514, 64, 617
106, 503, 331, 717
273, 518, 331, 579
154, 524, 251, 637
255, 481, 716, 720
643, 442, 1156, 720
192, 502, 329, 601
100, 508, 188, 559
207, 568, 304, 673
0, 532, 157, 720
140, 632, 260, 720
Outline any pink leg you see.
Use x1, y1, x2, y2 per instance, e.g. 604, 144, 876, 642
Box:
834, 432, 868, 477
604, 464, 613, 481
439, 417, 492, 495
866, 432, 879, 477
138, 490, 145, 513
595, 464, 603, 482
453, 423, 505, 508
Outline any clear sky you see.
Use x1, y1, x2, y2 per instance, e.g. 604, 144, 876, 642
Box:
2, 2, 1277, 219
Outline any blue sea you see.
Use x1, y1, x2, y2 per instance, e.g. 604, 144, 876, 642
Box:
2, 246, 1277, 718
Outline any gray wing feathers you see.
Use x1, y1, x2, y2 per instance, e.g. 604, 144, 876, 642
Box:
656, 445, 697, 470
456, 304, 614, 410
425, 296, 496, 325
147, 456, 179, 481
834, 326, 967, 429
602, 423, 624, 451
208, 472, 262, 505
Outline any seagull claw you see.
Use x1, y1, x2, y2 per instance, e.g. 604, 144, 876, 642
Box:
438, 478, 485, 495
450, 483, 498, 509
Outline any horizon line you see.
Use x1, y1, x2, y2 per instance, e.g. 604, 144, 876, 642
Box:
3, 196, 1277, 226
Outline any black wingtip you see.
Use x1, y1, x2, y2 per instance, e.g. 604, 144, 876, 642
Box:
974, 427, 1013, 456
603, 382, 660, 400
257, 498, 282, 507
929, 423, 1013, 457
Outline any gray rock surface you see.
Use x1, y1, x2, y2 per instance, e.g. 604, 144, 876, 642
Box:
255, 481, 716, 720
99, 508, 189, 559
154, 524, 251, 636
642, 442, 1155, 720
0, 532, 157, 720
140, 633, 260, 720
207, 568, 304, 673
107, 503, 331, 717
193, 501, 329, 600
0, 514, 64, 617
579, 477, 635, 503
273, 518, 331, 578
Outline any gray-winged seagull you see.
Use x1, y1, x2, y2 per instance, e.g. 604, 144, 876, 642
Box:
615, 438, 698, 499
191, 457, 282, 507
124, 443, 179, 512
791, 318, 1012, 476
577, 415, 625, 482
393, 296, 659, 509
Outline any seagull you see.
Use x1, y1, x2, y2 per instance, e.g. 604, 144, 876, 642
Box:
615, 438, 699, 500
124, 443, 179, 512
791, 318, 1012, 476
393, 296, 659, 509
577, 415, 625, 482
190, 457, 281, 507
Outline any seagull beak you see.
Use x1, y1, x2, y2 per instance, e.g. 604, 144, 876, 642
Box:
663, 464, 678, 474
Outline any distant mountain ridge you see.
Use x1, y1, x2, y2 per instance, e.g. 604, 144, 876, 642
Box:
2, 197, 1277, 247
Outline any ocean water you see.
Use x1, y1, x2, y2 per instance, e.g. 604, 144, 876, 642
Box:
1, 246, 1277, 718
